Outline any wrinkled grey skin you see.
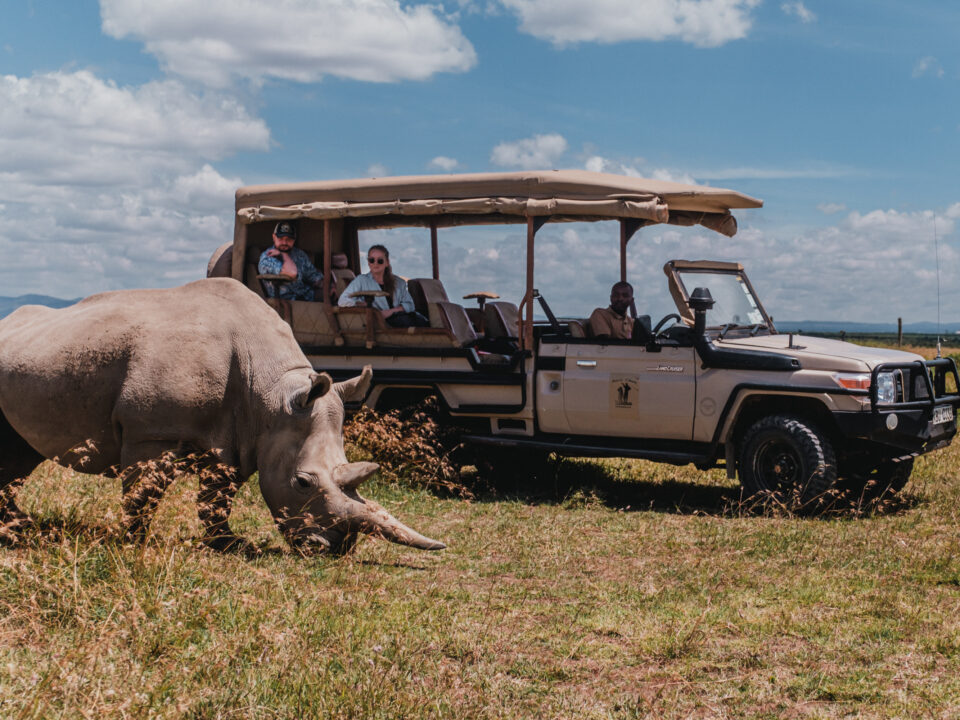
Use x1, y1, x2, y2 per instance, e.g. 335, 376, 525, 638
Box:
0, 278, 444, 553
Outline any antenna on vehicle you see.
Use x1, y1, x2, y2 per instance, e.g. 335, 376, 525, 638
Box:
934, 215, 942, 359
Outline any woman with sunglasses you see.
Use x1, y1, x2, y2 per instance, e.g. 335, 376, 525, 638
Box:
337, 244, 429, 327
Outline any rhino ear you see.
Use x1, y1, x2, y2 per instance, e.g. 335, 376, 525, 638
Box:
298, 372, 332, 409
334, 365, 372, 403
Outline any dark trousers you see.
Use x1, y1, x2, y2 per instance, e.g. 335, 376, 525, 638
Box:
386, 311, 430, 328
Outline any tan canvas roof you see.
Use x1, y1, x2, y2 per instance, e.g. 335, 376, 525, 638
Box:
235, 170, 762, 237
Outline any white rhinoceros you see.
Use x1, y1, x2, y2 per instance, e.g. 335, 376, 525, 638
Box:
0, 278, 444, 554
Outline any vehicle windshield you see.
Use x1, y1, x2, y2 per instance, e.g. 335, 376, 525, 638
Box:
676, 270, 767, 330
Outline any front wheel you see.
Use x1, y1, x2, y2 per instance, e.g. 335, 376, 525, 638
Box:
739, 415, 838, 510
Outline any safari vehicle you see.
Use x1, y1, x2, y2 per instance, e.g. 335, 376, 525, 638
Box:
207, 170, 960, 504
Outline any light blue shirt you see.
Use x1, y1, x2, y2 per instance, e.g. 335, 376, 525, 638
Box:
337, 272, 415, 313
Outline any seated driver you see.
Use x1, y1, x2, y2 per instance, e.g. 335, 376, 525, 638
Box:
589, 281, 634, 339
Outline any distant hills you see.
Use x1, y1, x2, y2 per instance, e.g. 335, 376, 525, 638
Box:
0, 295, 79, 319
778, 320, 960, 335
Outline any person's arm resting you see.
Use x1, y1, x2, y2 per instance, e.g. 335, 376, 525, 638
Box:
259, 253, 283, 275
337, 276, 364, 306
395, 281, 415, 313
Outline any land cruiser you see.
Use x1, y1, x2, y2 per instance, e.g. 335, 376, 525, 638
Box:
207, 170, 959, 504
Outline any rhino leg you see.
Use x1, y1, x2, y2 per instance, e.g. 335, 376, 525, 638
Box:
0, 414, 43, 543
120, 448, 180, 543
197, 463, 249, 552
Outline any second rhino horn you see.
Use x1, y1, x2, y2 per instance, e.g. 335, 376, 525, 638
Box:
333, 461, 379, 491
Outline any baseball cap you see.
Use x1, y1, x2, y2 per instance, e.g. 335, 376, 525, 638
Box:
274, 221, 296, 239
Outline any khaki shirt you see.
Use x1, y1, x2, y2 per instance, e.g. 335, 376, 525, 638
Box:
588, 307, 632, 339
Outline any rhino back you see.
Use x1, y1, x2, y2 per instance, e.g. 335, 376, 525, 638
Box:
0, 279, 308, 470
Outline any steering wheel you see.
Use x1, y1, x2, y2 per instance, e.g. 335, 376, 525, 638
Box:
652, 313, 682, 337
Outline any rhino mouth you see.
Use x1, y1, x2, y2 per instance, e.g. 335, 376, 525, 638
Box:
282, 518, 358, 555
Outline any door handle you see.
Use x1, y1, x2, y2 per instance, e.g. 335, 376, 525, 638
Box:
576, 360, 597, 368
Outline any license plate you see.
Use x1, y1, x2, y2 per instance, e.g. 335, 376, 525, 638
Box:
933, 405, 955, 425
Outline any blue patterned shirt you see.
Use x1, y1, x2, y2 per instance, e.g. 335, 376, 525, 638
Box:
258, 247, 323, 301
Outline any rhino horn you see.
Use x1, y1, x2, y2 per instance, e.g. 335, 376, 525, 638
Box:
334, 365, 372, 403
324, 490, 446, 551
334, 461, 379, 491
352, 499, 447, 551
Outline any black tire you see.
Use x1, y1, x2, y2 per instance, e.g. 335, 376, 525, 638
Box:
739, 415, 837, 509
842, 457, 913, 503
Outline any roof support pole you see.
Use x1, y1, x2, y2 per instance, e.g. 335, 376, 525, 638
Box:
232, 220, 246, 283
430, 222, 439, 280
322, 219, 332, 303
522, 216, 547, 351
618, 218, 645, 283
619, 223, 627, 284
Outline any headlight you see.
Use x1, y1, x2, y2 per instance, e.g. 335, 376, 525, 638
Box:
876, 371, 897, 404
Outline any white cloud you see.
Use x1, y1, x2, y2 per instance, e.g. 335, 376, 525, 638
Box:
584, 155, 699, 184
913, 56, 944, 79
694, 165, 856, 181
817, 202, 846, 214
498, 0, 760, 47
366, 163, 390, 177
0, 70, 265, 297
429, 156, 460, 172
583, 154, 850, 185
491, 133, 568, 169
99, 0, 477, 87
781, 1, 815, 23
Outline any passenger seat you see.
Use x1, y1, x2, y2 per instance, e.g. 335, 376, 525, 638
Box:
331, 252, 355, 299
408, 278, 457, 329
432, 301, 478, 347
483, 301, 520, 339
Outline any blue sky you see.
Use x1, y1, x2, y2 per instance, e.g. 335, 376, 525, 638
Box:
1, 0, 958, 322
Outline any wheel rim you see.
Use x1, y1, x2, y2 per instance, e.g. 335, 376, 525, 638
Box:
754, 438, 802, 491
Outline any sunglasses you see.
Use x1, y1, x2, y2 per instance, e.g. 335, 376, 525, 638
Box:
367, 257, 386, 265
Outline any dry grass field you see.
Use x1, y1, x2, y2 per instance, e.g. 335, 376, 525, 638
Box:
2, 353, 960, 718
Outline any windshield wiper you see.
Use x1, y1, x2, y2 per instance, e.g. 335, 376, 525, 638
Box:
717, 322, 767, 340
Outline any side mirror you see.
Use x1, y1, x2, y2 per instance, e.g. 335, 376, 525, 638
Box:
688, 287, 714, 336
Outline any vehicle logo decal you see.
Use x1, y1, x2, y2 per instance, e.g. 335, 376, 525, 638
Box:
611, 375, 639, 409
647, 365, 684, 373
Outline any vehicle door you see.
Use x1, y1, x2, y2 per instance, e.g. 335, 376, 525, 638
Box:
537, 339, 697, 440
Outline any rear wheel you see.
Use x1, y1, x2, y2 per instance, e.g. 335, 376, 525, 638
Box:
739, 415, 837, 510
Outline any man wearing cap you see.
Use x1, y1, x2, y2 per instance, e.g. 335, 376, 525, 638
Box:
258, 222, 324, 301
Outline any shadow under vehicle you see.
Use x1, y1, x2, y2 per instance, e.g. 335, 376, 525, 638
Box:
207, 170, 959, 507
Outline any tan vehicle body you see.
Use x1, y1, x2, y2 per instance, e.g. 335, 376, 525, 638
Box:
210, 171, 959, 499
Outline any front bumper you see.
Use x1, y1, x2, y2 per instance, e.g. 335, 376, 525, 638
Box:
832, 357, 960, 454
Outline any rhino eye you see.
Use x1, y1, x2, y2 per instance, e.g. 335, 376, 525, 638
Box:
295, 474, 313, 490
